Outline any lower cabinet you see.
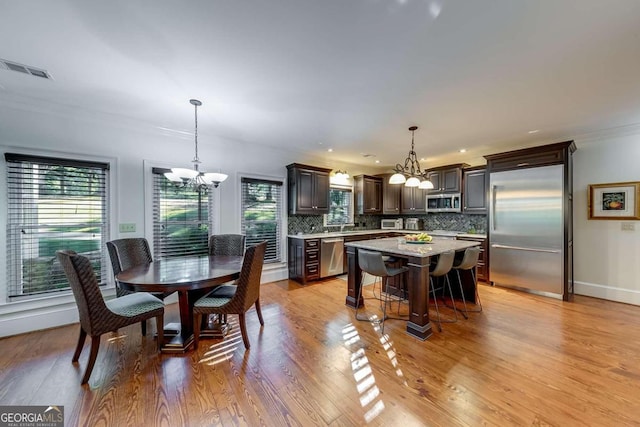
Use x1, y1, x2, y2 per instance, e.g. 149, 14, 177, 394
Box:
455, 236, 488, 283
288, 238, 319, 284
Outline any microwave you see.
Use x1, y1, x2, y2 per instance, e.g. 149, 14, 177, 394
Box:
381, 218, 403, 229
426, 193, 461, 213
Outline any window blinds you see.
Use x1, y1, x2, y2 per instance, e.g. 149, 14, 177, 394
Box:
152, 168, 213, 259
240, 177, 282, 263
5, 153, 110, 299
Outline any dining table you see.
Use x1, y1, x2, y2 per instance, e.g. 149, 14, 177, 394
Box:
345, 236, 480, 341
116, 254, 243, 353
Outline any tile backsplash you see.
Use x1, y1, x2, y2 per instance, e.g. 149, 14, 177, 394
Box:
287, 213, 486, 235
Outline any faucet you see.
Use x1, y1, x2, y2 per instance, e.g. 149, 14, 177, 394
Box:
340, 223, 346, 233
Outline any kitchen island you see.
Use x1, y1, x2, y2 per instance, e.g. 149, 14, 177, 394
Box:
345, 237, 480, 340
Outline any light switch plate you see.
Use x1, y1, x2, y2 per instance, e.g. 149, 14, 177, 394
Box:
621, 222, 635, 231
119, 223, 136, 233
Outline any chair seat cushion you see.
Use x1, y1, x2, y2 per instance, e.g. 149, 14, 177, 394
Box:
209, 284, 238, 298
106, 292, 164, 318
386, 266, 409, 277
194, 285, 237, 310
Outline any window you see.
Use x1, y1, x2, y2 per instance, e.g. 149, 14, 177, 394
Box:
152, 168, 213, 259
324, 186, 353, 226
5, 153, 110, 300
240, 177, 283, 263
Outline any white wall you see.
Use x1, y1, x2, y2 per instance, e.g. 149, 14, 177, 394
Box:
573, 126, 640, 305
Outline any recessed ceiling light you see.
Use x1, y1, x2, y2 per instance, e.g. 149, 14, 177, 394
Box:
327, 148, 333, 152
528, 129, 540, 134
375, 160, 380, 164
459, 149, 466, 153
420, 158, 426, 161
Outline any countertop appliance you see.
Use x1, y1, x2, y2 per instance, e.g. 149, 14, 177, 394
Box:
489, 164, 565, 297
405, 218, 422, 230
428, 230, 462, 240
321, 237, 345, 277
426, 193, 461, 213
381, 218, 403, 230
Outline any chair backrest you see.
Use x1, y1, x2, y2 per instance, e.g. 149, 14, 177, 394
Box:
57, 250, 110, 336
358, 249, 389, 277
209, 234, 246, 256
456, 246, 481, 270
106, 238, 153, 276
431, 250, 455, 277
228, 241, 267, 313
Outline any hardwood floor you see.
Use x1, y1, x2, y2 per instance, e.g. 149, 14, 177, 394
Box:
1, 278, 640, 426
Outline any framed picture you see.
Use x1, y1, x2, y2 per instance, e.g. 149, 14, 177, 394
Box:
588, 181, 640, 220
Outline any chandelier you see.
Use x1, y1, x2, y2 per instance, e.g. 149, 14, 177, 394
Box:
389, 126, 434, 189
164, 99, 227, 191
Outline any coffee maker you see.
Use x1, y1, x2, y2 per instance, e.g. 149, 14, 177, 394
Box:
404, 218, 422, 230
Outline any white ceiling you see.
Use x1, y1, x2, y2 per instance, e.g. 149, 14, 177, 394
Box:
1, 0, 640, 169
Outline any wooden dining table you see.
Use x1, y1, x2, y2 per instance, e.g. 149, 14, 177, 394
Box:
116, 254, 243, 353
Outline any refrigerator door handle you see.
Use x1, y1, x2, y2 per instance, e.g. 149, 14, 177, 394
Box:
491, 244, 561, 254
492, 185, 497, 230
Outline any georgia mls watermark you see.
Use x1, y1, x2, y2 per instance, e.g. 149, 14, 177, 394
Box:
0, 406, 64, 427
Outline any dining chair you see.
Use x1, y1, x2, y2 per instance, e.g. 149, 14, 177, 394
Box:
193, 241, 267, 350
107, 238, 173, 335
56, 250, 164, 384
208, 234, 246, 256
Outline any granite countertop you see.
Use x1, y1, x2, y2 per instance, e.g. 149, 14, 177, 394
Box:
344, 236, 480, 258
288, 229, 487, 240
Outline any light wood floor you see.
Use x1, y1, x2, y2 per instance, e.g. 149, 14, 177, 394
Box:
1, 278, 640, 426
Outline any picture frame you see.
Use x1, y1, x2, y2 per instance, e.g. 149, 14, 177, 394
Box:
588, 181, 640, 220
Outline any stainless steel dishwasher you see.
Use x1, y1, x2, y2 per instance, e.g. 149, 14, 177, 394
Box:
320, 237, 345, 278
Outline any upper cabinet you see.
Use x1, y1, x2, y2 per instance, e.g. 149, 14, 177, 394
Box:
379, 174, 402, 214
426, 163, 468, 194
287, 163, 331, 215
401, 186, 426, 213
354, 175, 382, 214
463, 166, 487, 214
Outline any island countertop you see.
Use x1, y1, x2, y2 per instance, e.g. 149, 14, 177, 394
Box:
345, 236, 480, 258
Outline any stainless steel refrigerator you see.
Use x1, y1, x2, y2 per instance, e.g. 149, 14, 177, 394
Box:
489, 164, 566, 297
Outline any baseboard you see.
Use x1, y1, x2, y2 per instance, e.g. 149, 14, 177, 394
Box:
0, 303, 79, 338
574, 281, 640, 306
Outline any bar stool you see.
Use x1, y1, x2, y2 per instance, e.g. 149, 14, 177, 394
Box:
429, 250, 458, 332
450, 246, 482, 319
355, 249, 409, 334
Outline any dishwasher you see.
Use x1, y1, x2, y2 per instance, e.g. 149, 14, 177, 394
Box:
320, 237, 345, 278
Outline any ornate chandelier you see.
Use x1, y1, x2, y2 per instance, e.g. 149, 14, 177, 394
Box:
389, 126, 434, 189
164, 99, 227, 192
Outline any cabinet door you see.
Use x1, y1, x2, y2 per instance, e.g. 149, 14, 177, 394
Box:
313, 170, 330, 212
383, 179, 401, 214
412, 187, 426, 213
366, 178, 382, 212
463, 168, 487, 214
427, 171, 441, 192
297, 169, 315, 212
442, 168, 461, 192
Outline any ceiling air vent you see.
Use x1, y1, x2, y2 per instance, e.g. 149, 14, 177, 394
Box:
0, 58, 53, 80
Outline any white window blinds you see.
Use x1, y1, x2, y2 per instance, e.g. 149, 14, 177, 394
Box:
240, 177, 283, 263
5, 153, 110, 300
152, 168, 213, 259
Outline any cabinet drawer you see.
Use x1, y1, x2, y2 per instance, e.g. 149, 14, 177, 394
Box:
306, 263, 319, 279
306, 250, 319, 262
306, 239, 319, 249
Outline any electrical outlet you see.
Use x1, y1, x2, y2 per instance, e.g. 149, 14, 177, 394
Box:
119, 223, 136, 233
621, 222, 635, 231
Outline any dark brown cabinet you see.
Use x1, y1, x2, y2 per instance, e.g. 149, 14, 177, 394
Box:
463, 166, 487, 214
288, 237, 320, 284
287, 163, 331, 215
455, 235, 488, 283
379, 174, 402, 215
401, 186, 426, 213
354, 175, 382, 214
426, 164, 468, 194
